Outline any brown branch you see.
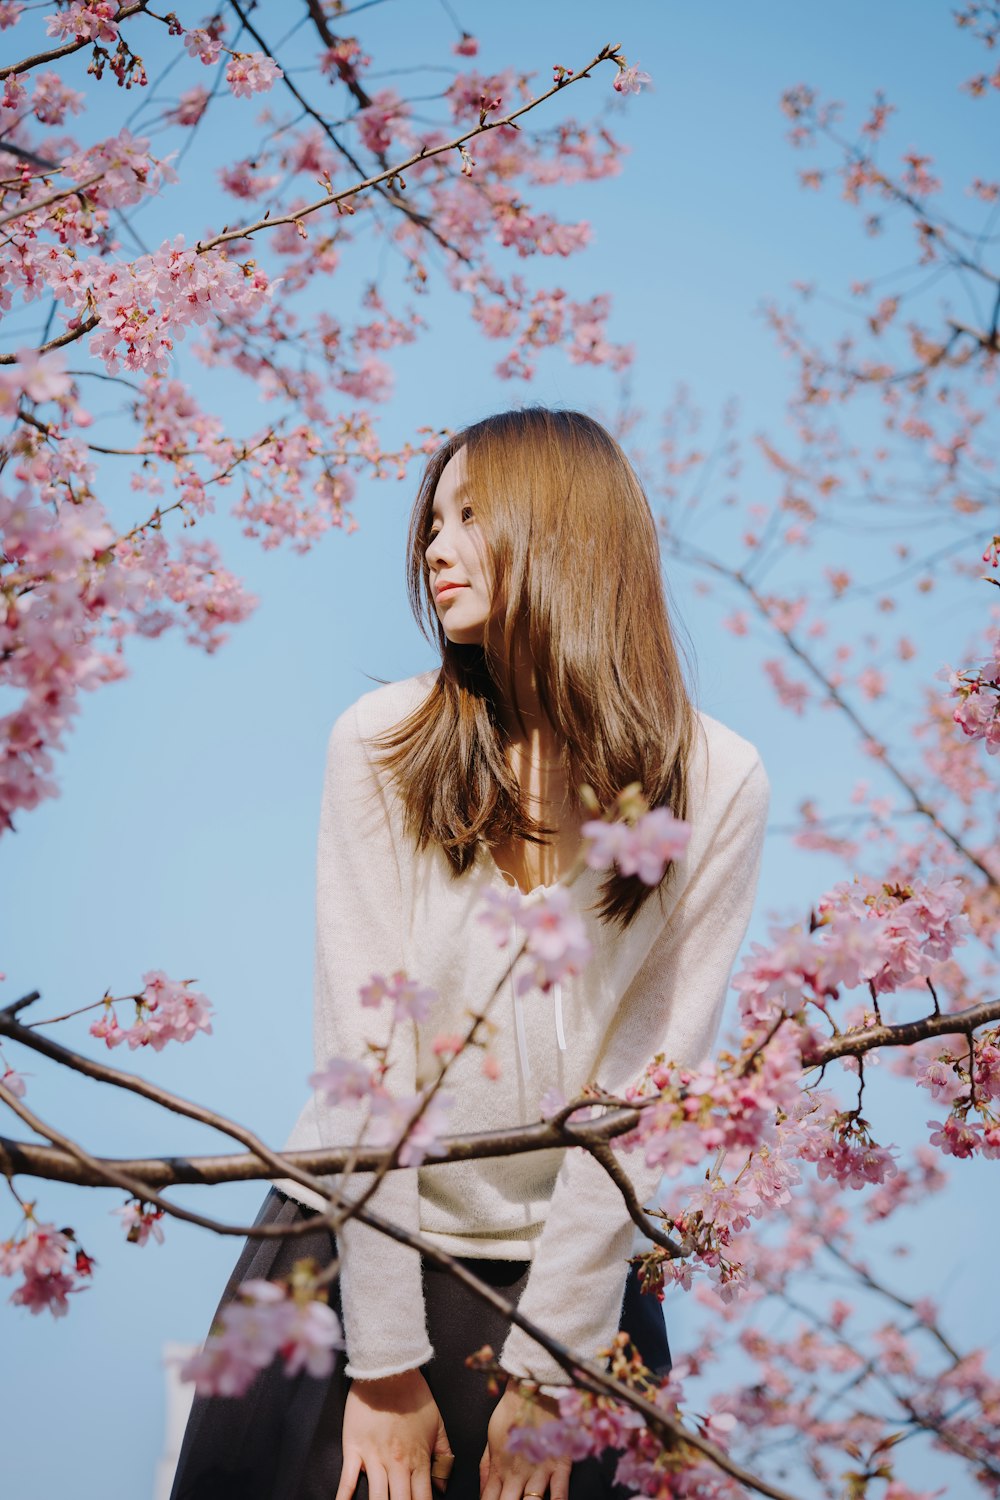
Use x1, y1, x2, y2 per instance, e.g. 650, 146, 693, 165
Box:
322, 1191, 806, 1500
0, 1107, 643, 1189
768, 1279, 1000, 1480
821, 1240, 962, 1364
0, 996, 362, 1211
0, 171, 106, 232
584, 1140, 687, 1257
802, 997, 1000, 1066
0, 1024, 796, 1497
0, 2, 150, 80
0, 46, 614, 368
0, 1079, 307, 1241
671, 547, 998, 890
228, 0, 470, 266
0, 316, 99, 365
194, 43, 619, 254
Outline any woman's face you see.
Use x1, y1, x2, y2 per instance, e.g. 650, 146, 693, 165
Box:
424, 448, 494, 646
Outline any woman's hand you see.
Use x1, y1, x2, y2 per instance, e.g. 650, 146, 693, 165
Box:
335, 1368, 454, 1500
479, 1380, 572, 1500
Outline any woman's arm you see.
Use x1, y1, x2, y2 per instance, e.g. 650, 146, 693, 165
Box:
308, 701, 434, 1378
496, 747, 772, 1385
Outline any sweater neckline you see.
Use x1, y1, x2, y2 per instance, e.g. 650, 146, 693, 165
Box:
477, 842, 587, 900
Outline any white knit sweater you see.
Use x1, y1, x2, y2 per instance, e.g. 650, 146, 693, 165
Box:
275, 670, 770, 1385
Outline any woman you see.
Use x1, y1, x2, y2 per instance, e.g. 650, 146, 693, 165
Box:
170, 406, 770, 1500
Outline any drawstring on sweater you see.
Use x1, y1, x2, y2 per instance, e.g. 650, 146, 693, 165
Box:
508, 892, 567, 1084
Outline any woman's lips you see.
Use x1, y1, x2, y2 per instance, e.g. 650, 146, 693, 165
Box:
436, 583, 467, 597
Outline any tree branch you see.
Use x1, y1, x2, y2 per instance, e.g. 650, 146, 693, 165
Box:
802, 997, 1000, 1066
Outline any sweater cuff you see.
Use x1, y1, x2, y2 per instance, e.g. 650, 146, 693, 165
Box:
344, 1345, 436, 1381
334, 1179, 433, 1376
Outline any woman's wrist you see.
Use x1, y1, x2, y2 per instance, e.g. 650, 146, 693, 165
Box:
353, 1367, 424, 1386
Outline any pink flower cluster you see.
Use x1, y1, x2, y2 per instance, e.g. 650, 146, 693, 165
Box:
30, 70, 85, 127
613, 64, 653, 96
1, 362, 263, 825
583, 805, 691, 886
178, 1276, 342, 1396
309, 970, 453, 1165
355, 89, 409, 155
50, 234, 276, 376
477, 884, 592, 993
113, 1200, 166, 1246
927, 1113, 1000, 1159
359, 969, 436, 1023
89, 970, 214, 1051
942, 631, 1000, 754
364, 1090, 455, 1167
1, 1221, 93, 1318
506, 1378, 741, 1498
310, 1051, 454, 1169
183, 25, 225, 66
733, 871, 969, 1029
1, 1065, 27, 1098
44, 0, 118, 44
319, 37, 371, 84
225, 52, 283, 100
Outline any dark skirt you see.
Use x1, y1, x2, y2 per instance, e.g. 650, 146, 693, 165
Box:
169, 1187, 671, 1500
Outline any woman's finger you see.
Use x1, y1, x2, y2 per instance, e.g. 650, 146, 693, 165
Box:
366, 1459, 390, 1500
526, 1469, 555, 1500
480, 1453, 503, 1500
335, 1451, 364, 1500
549, 1462, 571, 1500
388, 1460, 418, 1500
498, 1467, 534, 1500
411, 1456, 434, 1500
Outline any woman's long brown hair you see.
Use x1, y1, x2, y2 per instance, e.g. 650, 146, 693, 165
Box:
368, 405, 699, 930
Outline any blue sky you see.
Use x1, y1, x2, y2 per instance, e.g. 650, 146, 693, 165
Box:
2, 3, 997, 1495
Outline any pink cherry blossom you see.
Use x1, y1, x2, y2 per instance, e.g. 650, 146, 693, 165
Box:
30, 71, 85, 127
358, 969, 436, 1023
183, 28, 224, 65
613, 64, 652, 96
914, 1053, 969, 1104
225, 52, 283, 100
0, 349, 71, 413
113, 1200, 166, 1246
366, 1090, 454, 1167
88, 972, 213, 1051
2, 1222, 90, 1318
514, 886, 593, 992
44, 0, 118, 45
476, 884, 526, 946
1, 1066, 26, 1098
355, 89, 408, 154
178, 1276, 342, 1396
583, 805, 691, 885
927, 1115, 982, 1158
309, 1056, 376, 1106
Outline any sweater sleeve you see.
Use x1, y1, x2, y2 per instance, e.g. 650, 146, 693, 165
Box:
308, 703, 434, 1380
498, 750, 771, 1385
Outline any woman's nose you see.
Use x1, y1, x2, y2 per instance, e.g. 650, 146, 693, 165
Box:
425, 527, 453, 569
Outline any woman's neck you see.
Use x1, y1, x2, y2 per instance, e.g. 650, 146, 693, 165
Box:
494, 637, 562, 764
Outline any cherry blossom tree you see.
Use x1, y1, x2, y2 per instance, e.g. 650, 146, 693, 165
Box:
2, 4, 1000, 1498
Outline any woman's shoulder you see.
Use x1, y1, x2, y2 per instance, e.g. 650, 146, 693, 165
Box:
329, 668, 438, 746
690, 707, 769, 808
